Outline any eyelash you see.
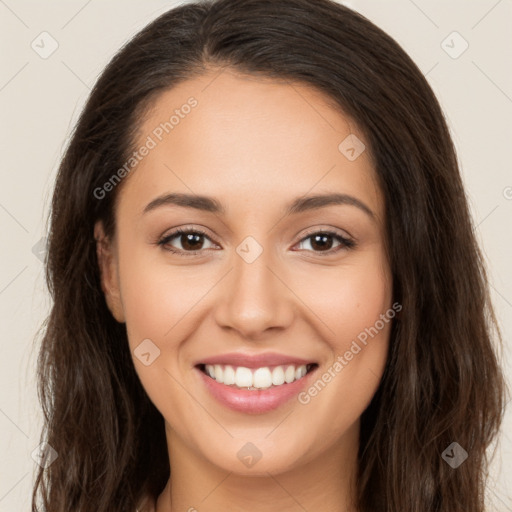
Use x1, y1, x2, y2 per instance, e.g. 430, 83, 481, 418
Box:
157, 227, 356, 257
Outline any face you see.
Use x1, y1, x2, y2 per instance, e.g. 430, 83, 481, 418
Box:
95, 68, 393, 477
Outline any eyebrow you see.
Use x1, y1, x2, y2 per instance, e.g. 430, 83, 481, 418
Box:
143, 192, 375, 219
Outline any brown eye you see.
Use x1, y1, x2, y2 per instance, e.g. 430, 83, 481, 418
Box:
296, 231, 355, 255
158, 228, 217, 255
176, 232, 205, 251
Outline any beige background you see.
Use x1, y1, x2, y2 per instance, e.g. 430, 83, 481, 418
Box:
0, 0, 510, 510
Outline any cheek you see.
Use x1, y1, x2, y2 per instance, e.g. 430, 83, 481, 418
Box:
281, 255, 392, 466
117, 251, 205, 414
291, 252, 392, 414
294, 254, 392, 347
118, 245, 204, 347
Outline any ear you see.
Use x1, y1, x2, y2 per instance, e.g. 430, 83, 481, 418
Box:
94, 220, 125, 323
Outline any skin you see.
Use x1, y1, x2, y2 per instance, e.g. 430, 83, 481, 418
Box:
95, 68, 393, 512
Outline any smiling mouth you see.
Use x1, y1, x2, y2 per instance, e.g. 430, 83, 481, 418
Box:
196, 363, 318, 390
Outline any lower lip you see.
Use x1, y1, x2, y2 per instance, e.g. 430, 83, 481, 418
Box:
195, 366, 318, 414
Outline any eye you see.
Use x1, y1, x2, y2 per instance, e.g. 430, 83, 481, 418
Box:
157, 227, 356, 256
294, 230, 355, 256
157, 227, 218, 255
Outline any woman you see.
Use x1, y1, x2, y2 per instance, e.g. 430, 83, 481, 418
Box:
32, 0, 506, 510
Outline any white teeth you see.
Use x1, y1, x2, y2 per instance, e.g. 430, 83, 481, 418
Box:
284, 365, 295, 383
253, 367, 272, 389
271, 366, 285, 386
295, 365, 307, 380
203, 363, 312, 389
235, 366, 253, 387
223, 365, 235, 385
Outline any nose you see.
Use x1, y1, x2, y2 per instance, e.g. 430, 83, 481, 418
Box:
213, 246, 295, 340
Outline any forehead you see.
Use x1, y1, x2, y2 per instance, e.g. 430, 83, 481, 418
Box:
118, 68, 383, 222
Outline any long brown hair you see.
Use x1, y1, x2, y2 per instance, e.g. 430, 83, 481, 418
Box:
32, 0, 507, 510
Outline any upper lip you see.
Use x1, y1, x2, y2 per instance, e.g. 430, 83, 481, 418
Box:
195, 352, 316, 369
